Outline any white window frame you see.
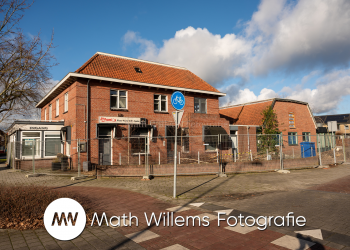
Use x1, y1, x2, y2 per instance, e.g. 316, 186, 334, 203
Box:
194, 97, 207, 114
56, 99, 59, 117
49, 104, 52, 120
154, 94, 168, 112
64, 92, 68, 112
110, 89, 128, 110
21, 131, 41, 159
44, 131, 63, 158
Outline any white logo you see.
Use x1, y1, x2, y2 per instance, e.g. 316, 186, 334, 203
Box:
44, 198, 86, 241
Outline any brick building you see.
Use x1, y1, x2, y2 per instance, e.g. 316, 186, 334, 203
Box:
34, 52, 230, 170
219, 98, 317, 156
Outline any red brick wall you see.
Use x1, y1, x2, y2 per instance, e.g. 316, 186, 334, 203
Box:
273, 101, 317, 152
40, 79, 230, 167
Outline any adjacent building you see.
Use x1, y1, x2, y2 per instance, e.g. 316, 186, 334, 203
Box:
219, 98, 317, 156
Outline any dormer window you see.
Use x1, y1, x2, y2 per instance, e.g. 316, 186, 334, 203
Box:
134, 67, 142, 73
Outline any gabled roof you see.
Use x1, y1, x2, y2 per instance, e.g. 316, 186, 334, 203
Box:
219, 98, 315, 126
315, 114, 350, 124
36, 52, 225, 108
220, 100, 273, 125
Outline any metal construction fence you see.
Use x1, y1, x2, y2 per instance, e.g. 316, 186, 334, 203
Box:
7, 134, 349, 178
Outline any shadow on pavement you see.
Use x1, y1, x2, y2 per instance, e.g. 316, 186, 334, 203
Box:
176, 176, 219, 197
107, 174, 236, 249
50, 177, 97, 189
296, 233, 325, 250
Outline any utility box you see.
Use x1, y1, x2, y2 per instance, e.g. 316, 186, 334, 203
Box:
300, 142, 316, 158
83, 161, 92, 171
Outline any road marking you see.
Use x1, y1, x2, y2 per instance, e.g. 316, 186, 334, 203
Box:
271, 235, 315, 250
214, 209, 233, 215
224, 225, 257, 234
294, 229, 323, 240
161, 244, 190, 250
189, 202, 204, 207
166, 206, 191, 212
125, 230, 160, 243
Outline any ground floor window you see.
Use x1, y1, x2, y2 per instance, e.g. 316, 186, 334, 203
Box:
302, 132, 310, 142
288, 132, 298, 145
21, 132, 41, 157
44, 131, 62, 157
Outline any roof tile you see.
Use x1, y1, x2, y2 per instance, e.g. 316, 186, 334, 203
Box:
75, 54, 220, 93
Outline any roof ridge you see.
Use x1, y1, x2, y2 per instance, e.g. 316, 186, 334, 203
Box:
75, 53, 99, 73
96, 52, 188, 70
220, 98, 275, 110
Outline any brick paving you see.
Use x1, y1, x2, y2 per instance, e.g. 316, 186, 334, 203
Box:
1, 163, 350, 249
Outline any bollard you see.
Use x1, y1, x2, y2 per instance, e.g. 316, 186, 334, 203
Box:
217, 150, 219, 163
32, 139, 35, 174
318, 134, 322, 166
78, 139, 81, 177
159, 152, 160, 165
266, 149, 268, 161
343, 137, 346, 163
198, 151, 199, 164
234, 149, 236, 162
250, 150, 253, 161
119, 153, 121, 165
139, 153, 141, 165
293, 148, 294, 159
178, 152, 180, 165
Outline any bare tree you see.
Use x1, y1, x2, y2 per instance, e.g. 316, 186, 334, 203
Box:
0, 0, 56, 126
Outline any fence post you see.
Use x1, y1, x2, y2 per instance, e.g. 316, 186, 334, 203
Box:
266, 149, 268, 161
78, 139, 81, 177
343, 136, 346, 163
178, 152, 180, 165
317, 134, 322, 166
217, 150, 219, 163
333, 134, 336, 164
139, 153, 140, 165
11, 141, 15, 170
250, 149, 253, 161
280, 134, 283, 170
198, 151, 199, 164
293, 148, 294, 159
159, 152, 160, 165
119, 153, 121, 165
32, 139, 35, 174
234, 149, 236, 162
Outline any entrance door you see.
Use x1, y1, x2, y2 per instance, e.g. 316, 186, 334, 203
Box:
230, 131, 238, 156
98, 127, 112, 165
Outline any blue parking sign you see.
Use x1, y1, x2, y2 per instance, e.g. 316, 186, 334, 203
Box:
171, 91, 185, 110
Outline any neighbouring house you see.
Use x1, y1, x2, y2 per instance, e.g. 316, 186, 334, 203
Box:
219, 98, 317, 157
315, 114, 350, 136
9, 52, 230, 174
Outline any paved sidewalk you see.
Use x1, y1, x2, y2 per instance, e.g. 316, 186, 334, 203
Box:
0, 186, 338, 250
2, 164, 350, 249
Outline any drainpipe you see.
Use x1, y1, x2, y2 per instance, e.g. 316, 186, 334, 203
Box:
86, 79, 91, 162
247, 126, 250, 153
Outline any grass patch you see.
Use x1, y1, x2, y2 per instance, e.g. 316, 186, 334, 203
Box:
0, 184, 96, 230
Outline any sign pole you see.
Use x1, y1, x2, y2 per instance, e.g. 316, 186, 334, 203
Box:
173, 111, 178, 198
171, 91, 185, 199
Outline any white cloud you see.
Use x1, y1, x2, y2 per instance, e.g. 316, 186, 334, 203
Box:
246, 0, 350, 75
124, 0, 350, 113
221, 69, 350, 114
124, 27, 251, 85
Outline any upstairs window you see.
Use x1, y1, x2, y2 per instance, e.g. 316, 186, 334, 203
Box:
49, 104, 52, 120
289, 112, 295, 128
194, 98, 206, 114
154, 95, 167, 112
64, 92, 68, 112
56, 99, 59, 117
111, 90, 127, 109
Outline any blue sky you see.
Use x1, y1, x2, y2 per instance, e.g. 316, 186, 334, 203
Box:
20, 0, 350, 115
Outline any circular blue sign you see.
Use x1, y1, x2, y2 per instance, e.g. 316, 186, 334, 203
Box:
171, 91, 185, 110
